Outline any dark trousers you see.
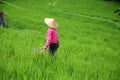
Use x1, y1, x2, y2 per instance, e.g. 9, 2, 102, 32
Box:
48, 42, 59, 56
0, 19, 3, 25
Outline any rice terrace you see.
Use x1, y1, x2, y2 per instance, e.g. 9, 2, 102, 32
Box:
0, 0, 120, 80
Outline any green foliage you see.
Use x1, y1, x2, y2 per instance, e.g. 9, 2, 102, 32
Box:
104, 0, 120, 2
0, 0, 120, 80
114, 8, 120, 16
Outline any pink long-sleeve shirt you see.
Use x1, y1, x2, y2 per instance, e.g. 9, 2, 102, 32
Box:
45, 28, 59, 48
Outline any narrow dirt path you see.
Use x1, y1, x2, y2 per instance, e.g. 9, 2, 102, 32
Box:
55, 9, 120, 27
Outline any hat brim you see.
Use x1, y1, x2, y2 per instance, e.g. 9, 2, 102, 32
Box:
44, 18, 58, 28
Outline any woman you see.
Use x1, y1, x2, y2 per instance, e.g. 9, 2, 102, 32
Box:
44, 18, 59, 56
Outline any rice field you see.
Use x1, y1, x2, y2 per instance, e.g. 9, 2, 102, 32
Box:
0, 0, 120, 80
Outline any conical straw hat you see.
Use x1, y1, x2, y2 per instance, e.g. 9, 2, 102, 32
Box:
44, 18, 58, 28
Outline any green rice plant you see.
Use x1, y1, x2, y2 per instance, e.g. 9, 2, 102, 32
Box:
0, 0, 120, 80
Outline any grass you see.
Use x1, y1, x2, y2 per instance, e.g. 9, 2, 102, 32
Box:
0, 0, 120, 80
